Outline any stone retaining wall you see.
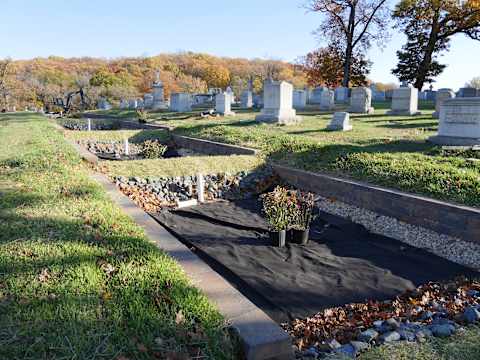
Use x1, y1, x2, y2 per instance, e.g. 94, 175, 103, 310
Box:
172, 134, 258, 156
273, 165, 480, 244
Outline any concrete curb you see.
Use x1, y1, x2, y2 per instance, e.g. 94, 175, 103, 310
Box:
273, 164, 480, 244
172, 134, 258, 156
63, 129, 292, 360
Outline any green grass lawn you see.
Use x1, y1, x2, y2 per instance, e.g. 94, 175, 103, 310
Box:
0, 113, 234, 359
129, 102, 478, 208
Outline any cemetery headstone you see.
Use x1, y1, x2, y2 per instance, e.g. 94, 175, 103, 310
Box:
144, 93, 154, 109
152, 71, 168, 109
170, 93, 192, 112
387, 86, 421, 115
458, 87, 477, 98
128, 99, 138, 110
120, 99, 129, 109
429, 97, 480, 146
319, 89, 335, 111
335, 87, 349, 103
309, 87, 326, 104
293, 90, 307, 109
433, 89, 455, 119
255, 80, 301, 125
226, 86, 235, 105
215, 92, 236, 116
97, 98, 112, 110
349, 87, 374, 114
327, 112, 352, 131
241, 90, 253, 108
137, 98, 144, 109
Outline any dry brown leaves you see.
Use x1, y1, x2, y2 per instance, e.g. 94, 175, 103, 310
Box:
284, 277, 480, 350
117, 183, 171, 212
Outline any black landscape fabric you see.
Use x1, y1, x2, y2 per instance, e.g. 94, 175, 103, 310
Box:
151, 199, 477, 323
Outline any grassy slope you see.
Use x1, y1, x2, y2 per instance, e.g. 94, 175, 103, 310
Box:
0, 113, 233, 359
138, 104, 479, 207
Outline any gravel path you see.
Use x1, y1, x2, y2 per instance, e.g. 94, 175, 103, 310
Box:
315, 195, 480, 271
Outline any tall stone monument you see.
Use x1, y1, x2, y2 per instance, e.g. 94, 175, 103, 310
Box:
429, 97, 480, 146
226, 86, 235, 105
255, 80, 301, 125
387, 85, 421, 115
349, 87, 374, 114
215, 93, 236, 116
433, 89, 455, 119
170, 93, 192, 112
319, 89, 335, 111
241, 90, 253, 108
293, 90, 307, 109
152, 70, 168, 110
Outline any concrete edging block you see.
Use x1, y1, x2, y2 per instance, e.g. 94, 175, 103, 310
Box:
273, 164, 480, 244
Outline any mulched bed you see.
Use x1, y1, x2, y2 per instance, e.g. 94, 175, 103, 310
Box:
151, 198, 477, 327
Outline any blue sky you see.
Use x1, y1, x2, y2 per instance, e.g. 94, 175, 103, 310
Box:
1, 0, 478, 89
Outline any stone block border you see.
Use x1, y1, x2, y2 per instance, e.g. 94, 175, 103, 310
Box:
273, 165, 480, 244
66, 136, 292, 360
171, 134, 258, 156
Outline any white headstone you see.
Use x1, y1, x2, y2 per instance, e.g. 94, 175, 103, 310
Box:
387, 87, 421, 115
124, 138, 130, 156
429, 97, 480, 146
120, 99, 129, 109
327, 112, 352, 131
349, 87, 374, 114
255, 80, 301, 125
293, 90, 307, 109
319, 90, 335, 111
152, 83, 168, 109
335, 87, 349, 103
87, 118, 92, 131
170, 93, 192, 112
137, 98, 144, 109
241, 90, 253, 108
215, 93, 236, 116
226, 87, 235, 105
433, 89, 455, 118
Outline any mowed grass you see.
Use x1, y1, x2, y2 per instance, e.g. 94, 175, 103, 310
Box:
360, 325, 480, 360
100, 155, 264, 178
121, 102, 479, 208
0, 113, 234, 359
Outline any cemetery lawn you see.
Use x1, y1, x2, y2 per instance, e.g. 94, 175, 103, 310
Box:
141, 104, 480, 208
0, 113, 234, 359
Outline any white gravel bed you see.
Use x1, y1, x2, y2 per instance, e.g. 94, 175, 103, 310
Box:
315, 195, 480, 271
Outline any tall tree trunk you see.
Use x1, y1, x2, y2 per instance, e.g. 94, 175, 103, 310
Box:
342, 4, 356, 87
415, 14, 440, 90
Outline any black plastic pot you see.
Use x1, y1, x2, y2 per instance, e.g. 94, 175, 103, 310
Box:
269, 230, 287, 248
290, 228, 310, 245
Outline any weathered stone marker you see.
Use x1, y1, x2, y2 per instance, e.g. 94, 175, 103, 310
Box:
349, 87, 374, 114
293, 89, 307, 109
241, 90, 253, 108
152, 71, 168, 110
215, 92, 236, 116
327, 112, 352, 131
255, 80, 302, 125
387, 86, 421, 116
433, 89, 455, 118
128, 99, 138, 110
197, 173, 205, 203
335, 87, 349, 103
429, 97, 480, 146
143, 93, 154, 109
87, 118, 92, 131
320, 89, 335, 111
124, 138, 130, 156
170, 93, 192, 112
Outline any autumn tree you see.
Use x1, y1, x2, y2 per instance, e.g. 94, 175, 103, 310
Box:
392, 0, 480, 90
300, 45, 371, 87
0, 58, 13, 109
307, 0, 390, 87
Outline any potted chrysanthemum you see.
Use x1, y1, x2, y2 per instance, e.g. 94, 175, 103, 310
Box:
290, 191, 315, 245
261, 186, 298, 247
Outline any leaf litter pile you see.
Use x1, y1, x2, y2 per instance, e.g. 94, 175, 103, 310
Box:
283, 276, 480, 350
